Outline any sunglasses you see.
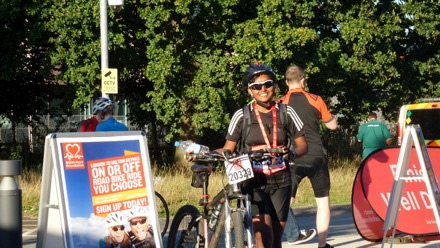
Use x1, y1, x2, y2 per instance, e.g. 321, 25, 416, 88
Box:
130, 217, 147, 226
111, 225, 125, 232
249, 80, 274, 91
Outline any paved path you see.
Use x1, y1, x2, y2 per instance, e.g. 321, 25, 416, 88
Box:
23, 216, 38, 247
22, 204, 440, 247
284, 204, 440, 248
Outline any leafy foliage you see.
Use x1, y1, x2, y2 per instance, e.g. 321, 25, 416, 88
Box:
1, 0, 439, 165
0, 0, 66, 143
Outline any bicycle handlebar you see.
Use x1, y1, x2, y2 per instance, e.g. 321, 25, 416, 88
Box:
186, 147, 289, 163
249, 147, 287, 155
185, 153, 226, 162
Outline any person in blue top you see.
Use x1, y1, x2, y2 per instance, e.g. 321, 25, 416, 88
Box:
95, 97, 129, 132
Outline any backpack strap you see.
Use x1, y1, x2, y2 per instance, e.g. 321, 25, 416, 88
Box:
278, 103, 294, 149
278, 103, 287, 128
242, 105, 252, 137
240, 105, 252, 152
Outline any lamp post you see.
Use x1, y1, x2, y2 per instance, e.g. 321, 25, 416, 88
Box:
100, 0, 123, 98
100, 0, 109, 98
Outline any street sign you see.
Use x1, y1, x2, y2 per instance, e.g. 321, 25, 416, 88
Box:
101, 68, 118, 94
37, 131, 163, 248
381, 125, 440, 246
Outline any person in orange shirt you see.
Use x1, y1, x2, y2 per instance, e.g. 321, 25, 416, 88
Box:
280, 66, 338, 248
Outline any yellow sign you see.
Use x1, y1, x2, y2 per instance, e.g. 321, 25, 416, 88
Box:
101, 68, 118, 94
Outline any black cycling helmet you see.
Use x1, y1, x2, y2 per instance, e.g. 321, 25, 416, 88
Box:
242, 62, 277, 90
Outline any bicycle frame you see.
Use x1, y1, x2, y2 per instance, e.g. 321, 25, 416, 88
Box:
224, 182, 254, 248
167, 163, 254, 248
168, 150, 289, 248
197, 175, 254, 248
196, 158, 255, 248
198, 169, 227, 248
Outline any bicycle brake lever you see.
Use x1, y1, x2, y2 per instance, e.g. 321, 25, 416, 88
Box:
223, 149, 232, 158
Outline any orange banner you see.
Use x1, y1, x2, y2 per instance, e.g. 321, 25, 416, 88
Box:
87, 154, 147, 216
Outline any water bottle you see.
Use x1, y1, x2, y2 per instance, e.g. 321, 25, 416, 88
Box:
174, 141, 209, 154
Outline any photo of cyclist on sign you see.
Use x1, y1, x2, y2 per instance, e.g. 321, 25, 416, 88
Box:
127, 206, 156, 248
99, 212, 131, 248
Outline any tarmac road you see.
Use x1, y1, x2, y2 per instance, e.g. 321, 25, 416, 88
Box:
22, 204, 440, 247
22, 216, 38, 247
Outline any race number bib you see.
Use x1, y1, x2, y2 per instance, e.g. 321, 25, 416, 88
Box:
224, 155, 254, 184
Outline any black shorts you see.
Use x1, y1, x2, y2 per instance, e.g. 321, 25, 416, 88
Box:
241, 169, 291, 222
291, 156, 330, 198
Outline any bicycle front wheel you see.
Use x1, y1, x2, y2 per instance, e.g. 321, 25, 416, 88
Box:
167, 205, 200, 248
155, 191, 170, 238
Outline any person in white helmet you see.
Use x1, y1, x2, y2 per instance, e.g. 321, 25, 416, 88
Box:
77, 97, 110, 132
94, 97, 128, 132
99, 211, 131, 248
127, 206, 155, 248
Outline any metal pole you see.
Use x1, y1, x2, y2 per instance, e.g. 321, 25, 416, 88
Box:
0, 160, 22, 248
100, 0, 109, 98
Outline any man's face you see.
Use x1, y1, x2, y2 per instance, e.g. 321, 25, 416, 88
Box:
129, 217, 149, 240
109, 225, 125, 243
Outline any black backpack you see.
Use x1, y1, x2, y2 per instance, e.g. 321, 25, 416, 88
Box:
238, 103, 290, 153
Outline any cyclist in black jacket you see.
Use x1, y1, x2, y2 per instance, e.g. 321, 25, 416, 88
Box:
207, 62, 308, 248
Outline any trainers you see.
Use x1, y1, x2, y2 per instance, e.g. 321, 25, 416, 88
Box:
287, 228, 317, 245
319, 244, 334, 248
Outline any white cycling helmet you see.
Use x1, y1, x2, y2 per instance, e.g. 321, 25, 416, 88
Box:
105, 211, 125, 227
92, 97, 114, 115
127, 205, 149, 221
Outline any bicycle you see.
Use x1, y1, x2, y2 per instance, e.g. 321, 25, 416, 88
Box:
167, 148, 286, 248
154, 191, 170, 238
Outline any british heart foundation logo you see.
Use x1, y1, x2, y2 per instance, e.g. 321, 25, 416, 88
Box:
62, 142, 85, 170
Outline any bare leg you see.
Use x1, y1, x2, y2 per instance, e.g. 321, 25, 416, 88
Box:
253, 214, 273, 248
272, 219, 286, 248
316, 196, 330, 247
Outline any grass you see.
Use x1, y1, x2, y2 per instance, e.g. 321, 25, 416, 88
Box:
20, 169, 41, 217
21, 155, 362, 217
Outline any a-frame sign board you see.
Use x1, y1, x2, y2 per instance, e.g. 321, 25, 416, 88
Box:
36, 131, 163, 248
381, 125, 440, 247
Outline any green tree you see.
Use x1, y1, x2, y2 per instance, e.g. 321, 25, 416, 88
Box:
141, 0, 245, 143
11, 0, 437, 164
0, 1, 60, 139
399, 1, 440, 101
330, 0, 439, 125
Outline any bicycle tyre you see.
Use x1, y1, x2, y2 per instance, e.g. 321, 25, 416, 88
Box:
231, 211, 245, 248
167, 205, 200, 248
155, 191, 170, 238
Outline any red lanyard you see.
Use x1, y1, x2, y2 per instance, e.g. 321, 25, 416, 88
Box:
253, 102, 277, 148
